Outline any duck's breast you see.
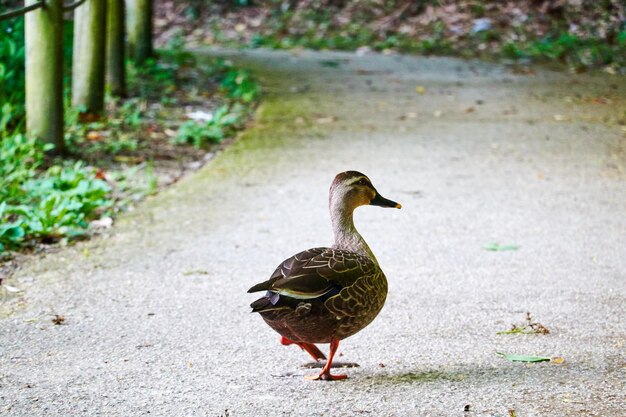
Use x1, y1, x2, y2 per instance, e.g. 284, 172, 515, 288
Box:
325, 270, 388, 340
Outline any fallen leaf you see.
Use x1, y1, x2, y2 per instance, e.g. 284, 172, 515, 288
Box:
186, 161, 203, 171
52, 315, 65, 325
553, 114, 570, 121
465, 106, 475, 113
78, 113, 101, 123
355, 46, 372, 56
496, 352, 551, 362
183, 269, 209, 276
316, 116, 337, 124
186, 110, 213, 122
472, 17, 492, 33
416, 86, 425, 94
113, 155, 143, 163
497, 312, 550, 335
320, 60, 340, 68
484, 243, 519, 251
591, 97, 610, 105
433, 110, 443, 118
2, 284, 22, 293
86, 131, 103, 141
552, 357, 565, 364
355, 69, 378, 75
90, 217, 113, 229
510, 66, 535, 75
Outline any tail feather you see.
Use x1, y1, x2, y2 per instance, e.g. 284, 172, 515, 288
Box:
250, 297, 272, 312
248, 280, 271, 293
250, 295, 289, 313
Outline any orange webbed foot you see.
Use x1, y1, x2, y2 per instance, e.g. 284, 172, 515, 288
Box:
305, 372, 348, 381
304, 337, 348, 381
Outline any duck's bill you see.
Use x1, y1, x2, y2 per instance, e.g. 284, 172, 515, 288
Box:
370, 193, 402, 209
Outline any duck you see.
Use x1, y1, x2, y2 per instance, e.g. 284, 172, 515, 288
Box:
248, 171, 401, 380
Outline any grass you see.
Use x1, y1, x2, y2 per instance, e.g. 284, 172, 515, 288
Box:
501, 31, 626, 71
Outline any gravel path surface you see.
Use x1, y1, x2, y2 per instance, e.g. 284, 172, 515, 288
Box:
1, 49, 625, 416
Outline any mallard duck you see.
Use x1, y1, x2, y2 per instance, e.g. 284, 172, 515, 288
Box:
248, 171, 401, 380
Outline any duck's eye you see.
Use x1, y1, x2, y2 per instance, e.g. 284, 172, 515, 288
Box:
357, 179, 368, 186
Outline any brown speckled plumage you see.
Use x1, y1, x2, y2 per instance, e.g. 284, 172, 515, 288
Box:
248, 171, 400, 380
250, 247, 387, 343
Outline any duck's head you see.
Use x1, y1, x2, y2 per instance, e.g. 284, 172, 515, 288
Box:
329, 171, 402, 212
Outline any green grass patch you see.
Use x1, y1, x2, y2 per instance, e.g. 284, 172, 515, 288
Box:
0, 134, 111, 253
502, 31, 626, 70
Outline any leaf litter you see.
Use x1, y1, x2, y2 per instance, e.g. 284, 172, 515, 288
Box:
496, 312, 564, 364
496, 352, 551, 363
484, 242, 519, 251
497, 312, 550, 335
183, 269, 209, 276
496, 352, 565, 364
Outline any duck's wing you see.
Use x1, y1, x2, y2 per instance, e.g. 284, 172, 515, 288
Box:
248, 247, 377, 300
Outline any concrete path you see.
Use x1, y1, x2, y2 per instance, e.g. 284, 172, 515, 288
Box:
1, 49, 625, 417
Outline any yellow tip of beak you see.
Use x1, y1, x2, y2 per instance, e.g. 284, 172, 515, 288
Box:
395, 203, 402, 209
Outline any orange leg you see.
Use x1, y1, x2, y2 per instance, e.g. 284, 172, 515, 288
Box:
280, 336, 326, 361
305, 337, 347, 381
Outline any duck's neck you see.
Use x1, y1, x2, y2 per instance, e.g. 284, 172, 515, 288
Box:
330, 205, 378, 265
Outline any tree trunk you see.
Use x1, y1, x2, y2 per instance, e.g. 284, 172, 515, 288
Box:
126, 0, 153, 65
106, 0, 126, 97
72, 0, 107, 113
25, 0, 64, 152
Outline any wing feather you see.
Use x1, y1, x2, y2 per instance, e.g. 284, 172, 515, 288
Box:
261, 247, 376, 300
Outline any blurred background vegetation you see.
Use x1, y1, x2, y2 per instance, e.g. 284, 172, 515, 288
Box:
0, 1, 259, 258
155, 0, 626, 72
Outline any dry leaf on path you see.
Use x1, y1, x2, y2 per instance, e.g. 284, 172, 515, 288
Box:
316, 116, 337, 124
2, 284, 22, 293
